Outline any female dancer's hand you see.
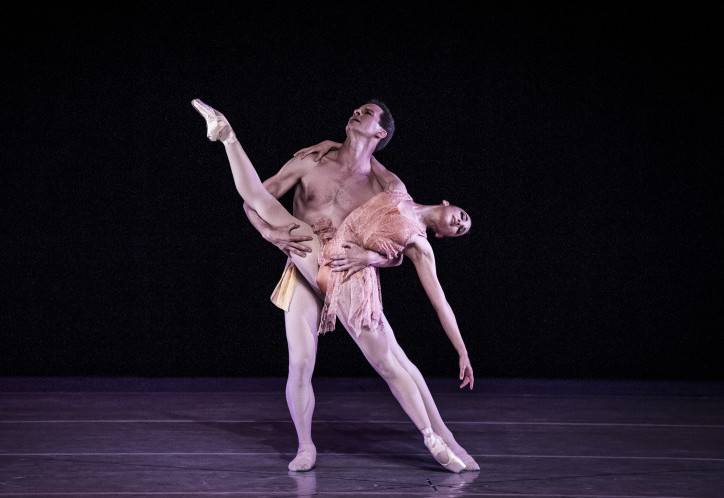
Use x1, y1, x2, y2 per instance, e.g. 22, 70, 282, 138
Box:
459, 353, 474, 390
294, 140, 342, 161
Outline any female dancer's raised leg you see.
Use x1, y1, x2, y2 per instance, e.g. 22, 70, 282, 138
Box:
191, 99, 321, 289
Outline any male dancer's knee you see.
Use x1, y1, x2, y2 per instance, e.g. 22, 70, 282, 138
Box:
288, 354, 315, 383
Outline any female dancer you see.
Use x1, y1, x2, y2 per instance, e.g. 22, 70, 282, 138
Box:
192, 99, 476, 473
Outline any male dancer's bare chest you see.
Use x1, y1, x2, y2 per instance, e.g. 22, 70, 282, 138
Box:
292, 168, 382, 227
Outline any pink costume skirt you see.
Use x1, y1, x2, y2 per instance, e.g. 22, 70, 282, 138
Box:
312, 191, 426, 337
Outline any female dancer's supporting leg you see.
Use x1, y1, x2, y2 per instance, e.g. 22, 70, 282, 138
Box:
192, 99, 464, 472
334, 285, 466, 472
381, 315, 480, 470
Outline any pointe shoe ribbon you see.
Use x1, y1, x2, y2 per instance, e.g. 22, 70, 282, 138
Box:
423, 429, 466, 473
191, 98, 236, 143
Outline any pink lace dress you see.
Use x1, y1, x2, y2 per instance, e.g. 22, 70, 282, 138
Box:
313, 190, 426, 336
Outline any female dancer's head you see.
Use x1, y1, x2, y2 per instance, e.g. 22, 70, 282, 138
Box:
430, 200, 471, 238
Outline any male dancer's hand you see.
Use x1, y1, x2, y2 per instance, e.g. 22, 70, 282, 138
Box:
267, 223, 313, 258
459, 354, 474, 390
331, 242, 401, 280
330, 242, 371, 280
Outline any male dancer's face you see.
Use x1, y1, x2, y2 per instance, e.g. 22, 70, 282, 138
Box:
346, 103, 386, 140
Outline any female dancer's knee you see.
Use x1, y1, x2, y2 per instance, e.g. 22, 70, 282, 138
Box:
367, 351, 404, 380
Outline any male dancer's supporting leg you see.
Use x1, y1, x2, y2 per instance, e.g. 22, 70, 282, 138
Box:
284, 277, 322, 471
193, 99, 323, 470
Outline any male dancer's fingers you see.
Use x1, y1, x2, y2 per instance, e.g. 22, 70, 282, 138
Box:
293, 148, 321, 161
286, 224, 314, 243
288, 242, 313, 252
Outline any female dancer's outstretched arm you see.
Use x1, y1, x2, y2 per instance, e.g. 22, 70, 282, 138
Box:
403, 236, 474, 389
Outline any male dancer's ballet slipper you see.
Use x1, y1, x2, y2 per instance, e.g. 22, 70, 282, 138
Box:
191, 98, 236, 143
423, 428, 466, 473
288, 444, 316, 472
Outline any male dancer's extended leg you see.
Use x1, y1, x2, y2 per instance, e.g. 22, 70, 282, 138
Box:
284, 276, 322, 471
380, 314, 480, 471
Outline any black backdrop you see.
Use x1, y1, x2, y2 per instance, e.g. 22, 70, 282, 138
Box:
2, 2, 721, 380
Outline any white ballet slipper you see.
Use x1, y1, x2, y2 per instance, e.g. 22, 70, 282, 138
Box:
422, 428, 466, 473
191, 98, 236, 143
288, 444, 316, 472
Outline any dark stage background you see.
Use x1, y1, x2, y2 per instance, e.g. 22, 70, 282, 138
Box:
1, 3, 721, 380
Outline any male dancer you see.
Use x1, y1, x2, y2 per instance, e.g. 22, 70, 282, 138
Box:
229, 100, 478, 472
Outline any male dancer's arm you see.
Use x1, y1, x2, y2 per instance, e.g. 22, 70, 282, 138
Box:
243, 153, 404, 269
370, 156, 406, 194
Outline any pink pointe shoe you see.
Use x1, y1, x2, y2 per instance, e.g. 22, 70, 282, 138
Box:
423, 429, 466, 473
191, 98, 236, 143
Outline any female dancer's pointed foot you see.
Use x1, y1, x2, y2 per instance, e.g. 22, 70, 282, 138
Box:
422, 429, 466, 473
445, 442, 480, 471
288, 444, 316, 472
460, 453, 480, 471
191, 98, 236, 143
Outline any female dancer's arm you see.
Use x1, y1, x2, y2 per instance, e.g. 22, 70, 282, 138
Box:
403, 236, 474, 390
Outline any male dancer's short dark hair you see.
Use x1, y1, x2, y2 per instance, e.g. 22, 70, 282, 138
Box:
368, 99, 394, 151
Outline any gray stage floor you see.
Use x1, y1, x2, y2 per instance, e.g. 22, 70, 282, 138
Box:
1, 377, 723, 497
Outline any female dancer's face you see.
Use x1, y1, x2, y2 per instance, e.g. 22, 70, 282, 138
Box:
434, 202, 471, 238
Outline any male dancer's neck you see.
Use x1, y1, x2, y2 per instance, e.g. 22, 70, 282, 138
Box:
336, 136, 377, 172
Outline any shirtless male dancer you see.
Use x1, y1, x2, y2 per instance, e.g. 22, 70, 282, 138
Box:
227, 100, 478, 472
